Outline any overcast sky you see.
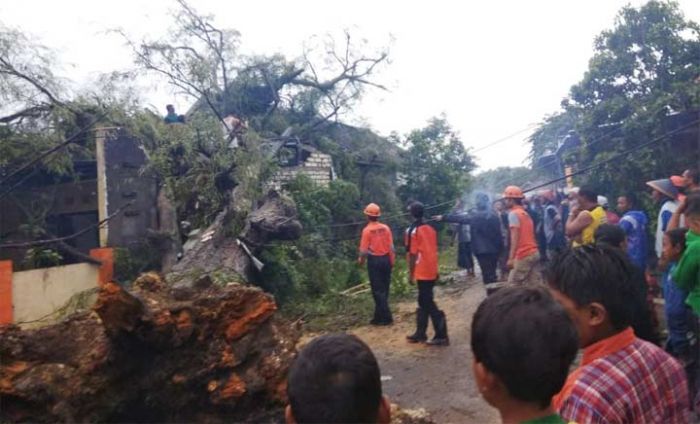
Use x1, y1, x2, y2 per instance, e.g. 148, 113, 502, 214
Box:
2, 0, 700, 172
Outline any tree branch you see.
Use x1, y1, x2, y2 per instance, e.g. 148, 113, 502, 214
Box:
0, 202, 132, 249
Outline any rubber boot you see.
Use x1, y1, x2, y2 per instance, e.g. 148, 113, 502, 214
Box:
406, 308, 429, 343
427, 310, 449, 346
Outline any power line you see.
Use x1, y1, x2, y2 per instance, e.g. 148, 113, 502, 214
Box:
470, 124, 537, 154
269, 117, 699, 246
0, 202, 132, 249
0, 112, 107, 189
522, 118, 700, 194
528, 104, 670, 175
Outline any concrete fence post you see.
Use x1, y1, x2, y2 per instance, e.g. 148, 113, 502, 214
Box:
0, 260, 12, 324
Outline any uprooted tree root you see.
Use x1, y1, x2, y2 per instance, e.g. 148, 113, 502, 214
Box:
0, 273, 299, 423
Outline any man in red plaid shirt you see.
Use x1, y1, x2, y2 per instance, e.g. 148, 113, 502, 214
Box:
548, 245, 689, 423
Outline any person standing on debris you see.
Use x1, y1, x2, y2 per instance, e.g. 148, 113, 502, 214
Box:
164, 104, 181, 124
433, 193, 503, 294
503, 186, 542, 286
566, 186, 607, 247
358, 203, 395, 326
405, 201, 448, 346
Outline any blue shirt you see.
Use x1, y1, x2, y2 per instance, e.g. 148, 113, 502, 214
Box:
618, 210, 648, 271
664, 263, 694, 354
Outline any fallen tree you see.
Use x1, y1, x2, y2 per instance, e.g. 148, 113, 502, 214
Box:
0, 273, 299, 423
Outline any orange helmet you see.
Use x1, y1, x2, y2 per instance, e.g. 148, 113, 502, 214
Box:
363, 203, 381, 217
502, 185, 525, 199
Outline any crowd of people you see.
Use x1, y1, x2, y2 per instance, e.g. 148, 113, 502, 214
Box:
282, 165, 700, 423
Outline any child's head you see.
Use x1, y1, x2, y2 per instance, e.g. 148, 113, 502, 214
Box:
663, 228, 688, 263
471, 287, 578, 414
684, 193, 700, 233
594, 224, 627, 250
286, 333, 390, 424
547, 245, 636, 347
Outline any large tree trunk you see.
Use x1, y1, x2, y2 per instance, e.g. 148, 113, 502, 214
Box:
168, 189, 301, 288
0, 273, 299, 423
156, 185, 182, 274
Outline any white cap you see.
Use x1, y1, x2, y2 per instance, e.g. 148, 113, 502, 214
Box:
597, 195, 609, 207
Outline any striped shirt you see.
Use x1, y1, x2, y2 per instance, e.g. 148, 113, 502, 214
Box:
553, 327, 689, 423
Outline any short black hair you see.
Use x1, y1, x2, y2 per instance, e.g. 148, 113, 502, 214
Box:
547, 245, 637, 330
287, 333, 382, 424
620, 193, 637, 207
471, 287, 578, 409
595, 224, 626, 248
686, 193, 700, 217
686, 168, 700, 184
667, 228, 688, 250
578, 186, 597, 203
409, 201, 424, 219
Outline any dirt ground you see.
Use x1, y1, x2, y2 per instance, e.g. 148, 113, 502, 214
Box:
350, 274, 499, 424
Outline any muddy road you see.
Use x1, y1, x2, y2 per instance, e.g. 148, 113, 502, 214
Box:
350, 275, 499, 424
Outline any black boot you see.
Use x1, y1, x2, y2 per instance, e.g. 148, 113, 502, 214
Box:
427, 310, 449, 346
406, 308, 428, 343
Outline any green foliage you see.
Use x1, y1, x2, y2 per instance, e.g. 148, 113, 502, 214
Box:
530, 0, 700, 204
472, 166, 543, 198
397, 116, 476, 213
113, 245, 162, 284
22, 248, 62, 269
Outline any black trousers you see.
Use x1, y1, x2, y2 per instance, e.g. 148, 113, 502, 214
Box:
475, 253, 499, 284
458, 242, 474, 270
417, 280, 440, 319
367, 254, 392, 323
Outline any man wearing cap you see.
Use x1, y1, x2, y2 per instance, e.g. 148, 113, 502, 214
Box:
647, 178, 681, 259
358, 203, 395, 326
405, 201, 448, 345
503, 186, 542, 286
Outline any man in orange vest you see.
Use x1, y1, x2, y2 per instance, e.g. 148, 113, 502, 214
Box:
405, 201, 449, 346
358, 203, 395, 326
503, 186, 542, 286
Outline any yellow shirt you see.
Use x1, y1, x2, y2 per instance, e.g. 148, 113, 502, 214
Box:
573, 206, 607, 247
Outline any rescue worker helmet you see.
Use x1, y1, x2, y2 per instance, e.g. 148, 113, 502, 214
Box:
364, 203, 381, 217
502, 185, 525, 199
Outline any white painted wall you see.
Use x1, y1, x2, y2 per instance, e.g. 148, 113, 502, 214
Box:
13, 263, 99, 325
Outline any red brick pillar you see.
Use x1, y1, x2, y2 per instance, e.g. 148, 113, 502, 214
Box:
0, 261, 12, 324
90, 248, 114, 286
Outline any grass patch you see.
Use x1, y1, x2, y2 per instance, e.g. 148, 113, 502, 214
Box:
280, 245, 460, 333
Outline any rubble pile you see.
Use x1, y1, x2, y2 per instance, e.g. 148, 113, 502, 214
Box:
0, 273, 299, 423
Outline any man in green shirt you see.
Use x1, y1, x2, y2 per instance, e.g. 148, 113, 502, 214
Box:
673, 193, 700, 315
471, 286, 577, 424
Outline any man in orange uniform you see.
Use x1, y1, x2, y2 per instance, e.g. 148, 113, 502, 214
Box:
358, 203, 395, 326
503, 186, 542, 286
405, 201, 449, 346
